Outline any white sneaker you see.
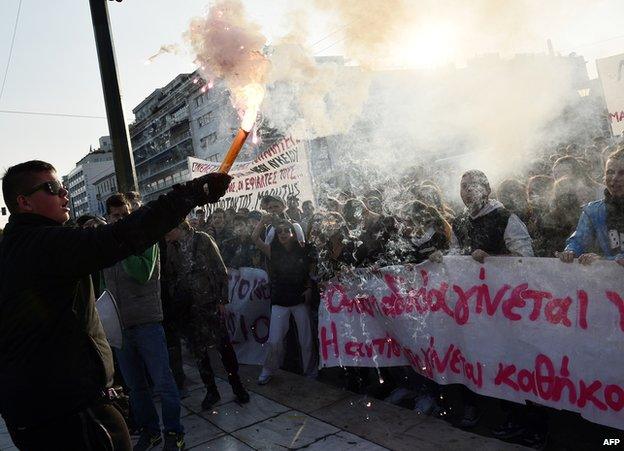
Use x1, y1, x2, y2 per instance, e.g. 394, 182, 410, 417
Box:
258, 370, 272, 385
413, 394, 436, 415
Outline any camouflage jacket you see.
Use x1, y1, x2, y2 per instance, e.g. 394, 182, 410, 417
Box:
164, 229, 228, 310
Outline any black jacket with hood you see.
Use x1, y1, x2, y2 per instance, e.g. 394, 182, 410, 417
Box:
0, 189, 196, 428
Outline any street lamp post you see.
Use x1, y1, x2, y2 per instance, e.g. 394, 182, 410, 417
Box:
89, 0, 138, 192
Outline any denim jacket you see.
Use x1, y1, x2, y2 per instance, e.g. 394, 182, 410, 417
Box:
565, 199, 624, 260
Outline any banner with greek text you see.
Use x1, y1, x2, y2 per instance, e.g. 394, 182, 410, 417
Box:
597, 53, 624, 136
318, 257, 624, 430
225, 267, 271, 365
188, 135, 315, 212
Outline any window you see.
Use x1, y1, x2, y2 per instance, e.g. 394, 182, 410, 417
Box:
194, 95, 204, 107
198, 111, 213, 127
200, 132, 217, 148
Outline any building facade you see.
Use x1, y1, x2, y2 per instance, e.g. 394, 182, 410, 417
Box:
93, 169, 117, 216
65, 136, 114, 218
129, 71, 240, 202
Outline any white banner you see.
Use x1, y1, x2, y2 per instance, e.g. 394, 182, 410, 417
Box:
597, 54, 624, 136
225, 267, 271, 365
188, 135, 315, 212
319, 257, 624, 430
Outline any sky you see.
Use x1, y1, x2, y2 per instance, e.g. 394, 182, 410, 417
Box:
0, 0, 624, 228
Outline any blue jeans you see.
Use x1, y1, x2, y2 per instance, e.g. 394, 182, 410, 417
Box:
115, 322, 183, 434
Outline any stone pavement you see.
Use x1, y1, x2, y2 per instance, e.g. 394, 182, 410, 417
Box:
0, 359, 527, 450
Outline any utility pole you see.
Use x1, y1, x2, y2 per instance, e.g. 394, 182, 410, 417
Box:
89, 0, 138, 192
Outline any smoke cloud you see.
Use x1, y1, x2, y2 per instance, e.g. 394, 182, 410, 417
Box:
177, 0, 606, 187
185, 0, 270, 128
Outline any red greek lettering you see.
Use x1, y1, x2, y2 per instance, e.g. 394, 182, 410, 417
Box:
452, 285, 476, 325
495, 363, 519, 391
604, 385, 624, 411
501, 283, 528, 321
577, 290, 588, 329
477, 283, 511, 316
425, 283, 452, 317
522, 289, 551, 321
535, 354, 555, 400
544, 297, 573, 327
606, 291, 624, 332
553, 356, 577, 404
430, 339, 454, 374
320, 321, 339, 361
251, 315, 269, 344
578, 380, 607, 411
237, 279, 251, 300
345, 341, 364, 357
450, 348, 464, 374
518, 369, 538, 396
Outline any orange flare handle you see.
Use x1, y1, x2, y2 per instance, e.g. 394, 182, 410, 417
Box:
218, 128, 250, 174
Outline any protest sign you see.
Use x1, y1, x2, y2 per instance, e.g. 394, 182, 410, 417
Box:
225, 267, 271, 364
597, 53, 624, 136
319, 257, 624, 430
188, 135, 315, 212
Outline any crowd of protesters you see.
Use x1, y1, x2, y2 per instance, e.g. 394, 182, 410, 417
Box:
142, 136, 621, 449
1, 135, 623, 450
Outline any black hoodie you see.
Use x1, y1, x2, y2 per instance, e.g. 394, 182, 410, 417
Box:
0, 189, 195, 428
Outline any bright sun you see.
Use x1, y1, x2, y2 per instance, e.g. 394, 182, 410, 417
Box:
391, 21, 459, 69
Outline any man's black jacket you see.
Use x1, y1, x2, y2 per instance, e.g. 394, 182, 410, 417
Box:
0, 190, 195, 428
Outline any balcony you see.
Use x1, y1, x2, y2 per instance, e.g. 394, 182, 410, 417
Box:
137, 159, 188, 184
132, 111, 190, 150
135, 131, 192, 167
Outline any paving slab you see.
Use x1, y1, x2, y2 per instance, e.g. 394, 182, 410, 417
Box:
305, 431, 390, 451
190, 434, 255, 450
233, 411, 339, 450
180, 413, 224, 449
308, 395, 527, 451
182, 380, 237, 414
401, 417, 526, 450
202, 392, 290, 433
237, 368, 353, 414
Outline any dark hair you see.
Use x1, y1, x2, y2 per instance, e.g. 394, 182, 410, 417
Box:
400, 200, 451, 242
76, 214, 96, 227
552, 156, 584, 178
461, 170, 490, 190
212, 208, 225, 216
248, 210, 263, 221
527, 175, 554, 196
274, 219, 296, 236
233, 214, 249, 224
413, 183, 444, 211
105, 193, 130, 214
497, 178, 526, 197
124, 191, 141, 201
262, 195, 284, 207
2, 160, 56, 213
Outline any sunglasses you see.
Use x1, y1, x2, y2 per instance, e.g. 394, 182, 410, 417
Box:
276, 227, 292, 234
23, 180, 66, 196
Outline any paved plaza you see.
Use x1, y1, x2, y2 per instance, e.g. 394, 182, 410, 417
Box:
0, 357, 526, 450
